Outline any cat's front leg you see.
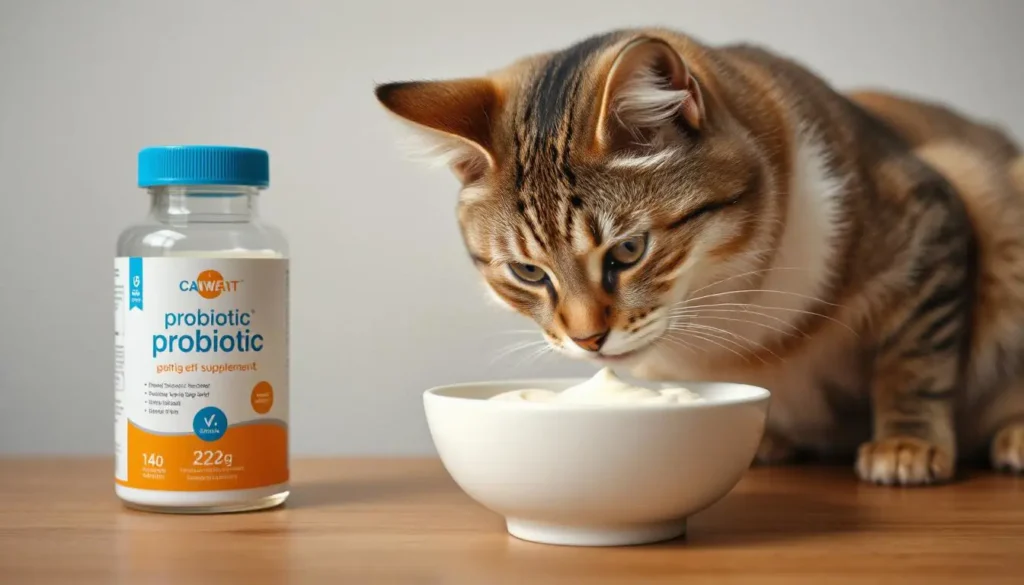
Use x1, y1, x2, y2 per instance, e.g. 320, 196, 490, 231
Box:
857, 327, 963, 485
991, 421, 1024, 472
856, 370, 957, 486
855, 184, 973, 486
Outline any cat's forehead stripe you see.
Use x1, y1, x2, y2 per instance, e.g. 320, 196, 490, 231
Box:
561, 197, 576, 243
513, 31, 625, 195
529, 31, 619, 136
559, 72, 584, 187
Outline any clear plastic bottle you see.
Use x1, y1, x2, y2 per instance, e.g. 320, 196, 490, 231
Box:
114, 145, 289, 513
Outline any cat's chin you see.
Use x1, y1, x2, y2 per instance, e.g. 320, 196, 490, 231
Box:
554, 345, 650, 366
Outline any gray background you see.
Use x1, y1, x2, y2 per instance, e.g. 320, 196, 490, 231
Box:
1, 0, 1022, 455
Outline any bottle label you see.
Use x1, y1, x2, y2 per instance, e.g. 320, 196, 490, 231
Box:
114, 257, 289, 491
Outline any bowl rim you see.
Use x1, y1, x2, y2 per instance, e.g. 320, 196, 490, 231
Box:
423, 377, 771, 411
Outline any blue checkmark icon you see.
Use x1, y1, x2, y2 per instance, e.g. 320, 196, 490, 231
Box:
193, 406, 227, 442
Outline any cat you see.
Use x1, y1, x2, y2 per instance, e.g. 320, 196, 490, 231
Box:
374, 28, 1024, 486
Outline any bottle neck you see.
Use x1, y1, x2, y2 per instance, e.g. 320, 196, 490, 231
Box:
148, 185, 261, 224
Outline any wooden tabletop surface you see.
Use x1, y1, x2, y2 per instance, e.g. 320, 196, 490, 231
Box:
1, 458, 1022, 584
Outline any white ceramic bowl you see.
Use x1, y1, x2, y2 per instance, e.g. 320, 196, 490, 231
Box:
423, 378, 770, 547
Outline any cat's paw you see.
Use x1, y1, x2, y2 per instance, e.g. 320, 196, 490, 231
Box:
754, 432, 795, 465
856, 437, 953, 486
991, 423, 1024, 473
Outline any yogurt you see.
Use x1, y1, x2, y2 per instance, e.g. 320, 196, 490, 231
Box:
490, 368, 702, 405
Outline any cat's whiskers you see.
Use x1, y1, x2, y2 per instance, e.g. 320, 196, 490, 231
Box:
685, 265, 812, 297
669, 300, 858, 336
672, 323, 754, 355
675, 287, 841, 309
672, 310, 804, 339
489, 339, 549, 365
670, 326, 752, 363
669, 245, 793, 291
670, 320, 781, 362
655, 332, 699, 355
512, 343, 555, 369
673, 305, 803, 333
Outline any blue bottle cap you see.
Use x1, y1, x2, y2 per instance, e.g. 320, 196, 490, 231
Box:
138, 145, 269, 187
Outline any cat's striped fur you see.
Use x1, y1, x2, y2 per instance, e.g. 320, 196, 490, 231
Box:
376, 28, 1024, 485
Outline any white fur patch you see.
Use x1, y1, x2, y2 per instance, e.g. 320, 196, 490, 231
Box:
386, 116, 492, 181
607, 148, 682, 170
742, 129, 846, 344
384, 117, 469, 167
571, 216, 594, 254
598, 209, 626, 242
613, 67, 691, 130
460, 186, 489, 205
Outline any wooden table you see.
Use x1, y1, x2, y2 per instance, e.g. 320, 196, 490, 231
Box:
1, 459, 1022, 584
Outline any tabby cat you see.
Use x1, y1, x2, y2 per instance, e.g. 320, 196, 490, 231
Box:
375, 28, 1024, 485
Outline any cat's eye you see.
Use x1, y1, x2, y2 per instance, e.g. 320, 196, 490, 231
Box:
607, 234, 648, 267
509, 262, 548, 284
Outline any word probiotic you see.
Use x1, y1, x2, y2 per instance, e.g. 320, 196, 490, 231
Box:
114, 145, 289, 513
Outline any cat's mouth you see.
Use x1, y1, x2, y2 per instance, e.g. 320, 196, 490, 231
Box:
591, 330, 664, 363
596, 347, 648, 363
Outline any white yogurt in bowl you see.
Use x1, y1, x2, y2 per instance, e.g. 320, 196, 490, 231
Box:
423, 371, 770, 547
489, 368, 703, 405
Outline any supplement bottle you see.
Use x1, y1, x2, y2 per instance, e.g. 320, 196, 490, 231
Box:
114, 145, 289, 513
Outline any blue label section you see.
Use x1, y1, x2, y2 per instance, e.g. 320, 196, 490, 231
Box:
193, 406, 227, 442
128, 257, 143, 311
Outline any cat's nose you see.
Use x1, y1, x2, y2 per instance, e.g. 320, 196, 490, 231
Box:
571, 330, 609, 352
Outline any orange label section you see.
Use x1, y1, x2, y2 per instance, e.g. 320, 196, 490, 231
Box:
119, 421, 288, 491
251, 381, 274, 414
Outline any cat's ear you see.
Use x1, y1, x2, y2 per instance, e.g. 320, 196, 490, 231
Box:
375, 78, 499, 184
593, 37, 705, 154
